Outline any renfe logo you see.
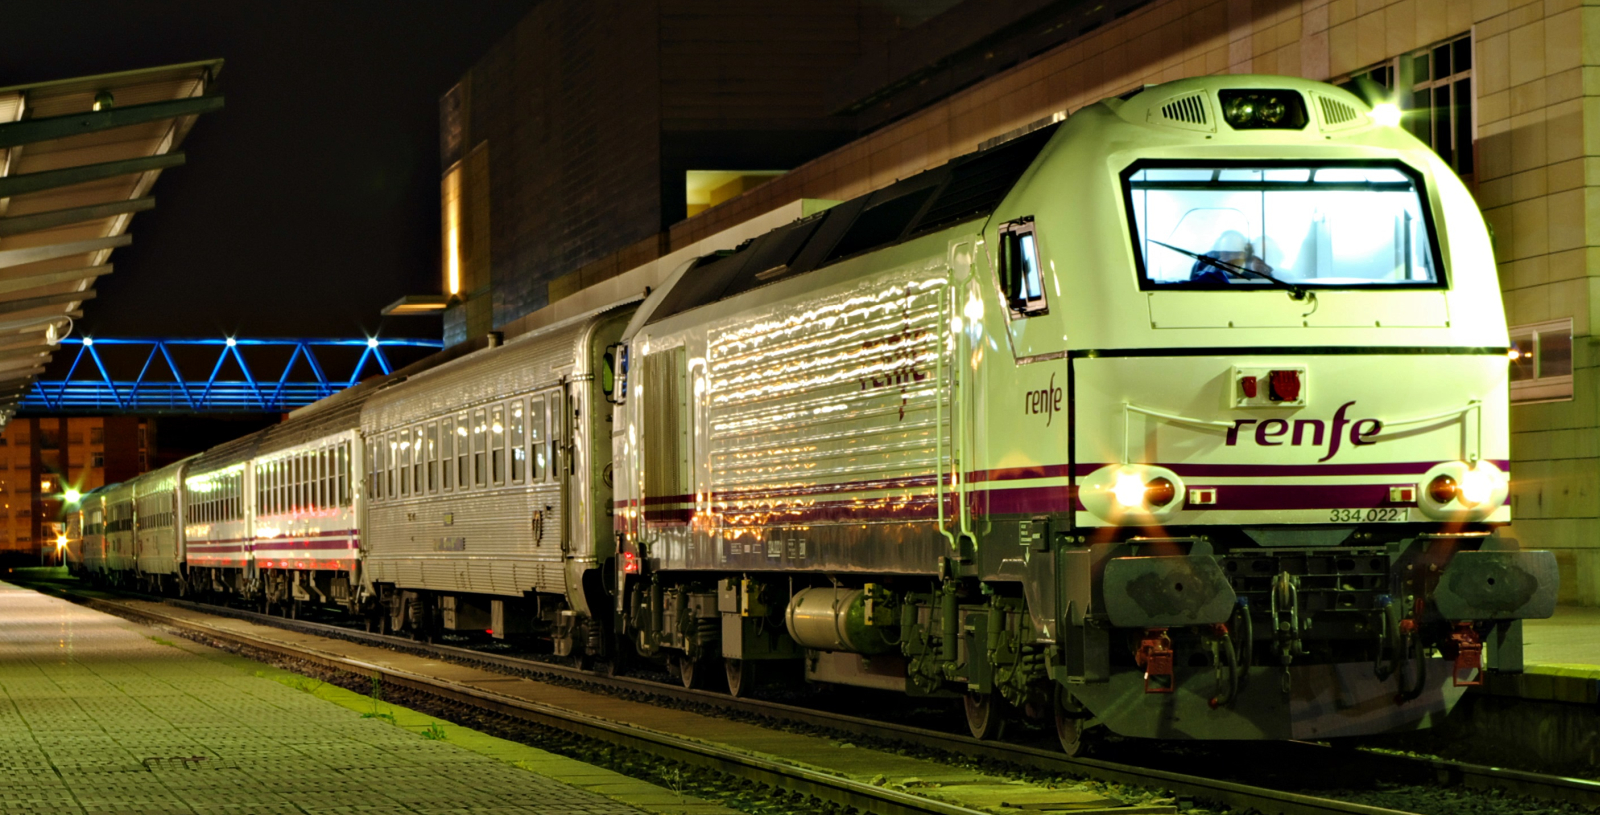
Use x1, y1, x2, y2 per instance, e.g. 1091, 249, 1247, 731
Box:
1225, 400, 1382, 462
1025, 372, 1064, 427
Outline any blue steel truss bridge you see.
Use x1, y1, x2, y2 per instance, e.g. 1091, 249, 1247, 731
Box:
20, 336, 443, 414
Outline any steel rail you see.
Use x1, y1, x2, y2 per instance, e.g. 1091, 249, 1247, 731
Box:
24, 586, 1434, 815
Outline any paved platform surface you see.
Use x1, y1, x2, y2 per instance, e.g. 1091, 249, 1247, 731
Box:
0, 581, 654, 815
87, 591, 1172, 814
1523, 605, 1600, 668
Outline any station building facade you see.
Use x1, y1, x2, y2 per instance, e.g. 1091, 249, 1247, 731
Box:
441, 0, 1600, 603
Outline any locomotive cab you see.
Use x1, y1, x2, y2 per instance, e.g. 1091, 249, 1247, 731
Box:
977, 76, 1557, 741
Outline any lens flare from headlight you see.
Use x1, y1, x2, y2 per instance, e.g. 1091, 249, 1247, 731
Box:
1112, 472, 1147, 508
1370, 103, 1402, 127
1459, 467, 1493, 506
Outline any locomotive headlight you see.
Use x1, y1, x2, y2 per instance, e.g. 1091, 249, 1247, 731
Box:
1218, 89, 1308, 130
1418, 461, 1508, 521
1112, 473, 1147, 508
1144, 476, 1177, 507
1426, 474, 1458, 505
1458, 467, 1494, 506
1083, 465, 1185, 523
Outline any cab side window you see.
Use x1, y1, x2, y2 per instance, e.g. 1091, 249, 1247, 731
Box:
998, 217, 1047, 317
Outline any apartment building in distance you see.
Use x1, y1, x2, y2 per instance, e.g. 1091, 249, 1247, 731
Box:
0, 417, 147, 564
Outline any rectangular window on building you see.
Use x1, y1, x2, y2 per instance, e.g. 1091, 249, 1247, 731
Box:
1510, 319, 1574, 403
90, 427, 103, 445
91, 452, 103, 468
1340, 33, 1473, 177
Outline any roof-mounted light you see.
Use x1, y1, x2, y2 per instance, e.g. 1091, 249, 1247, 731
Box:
1218, 89, 1308, 130
1370, 103, 1403, 127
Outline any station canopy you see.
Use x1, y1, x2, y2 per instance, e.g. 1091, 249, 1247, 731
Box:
0, 59, 224, 423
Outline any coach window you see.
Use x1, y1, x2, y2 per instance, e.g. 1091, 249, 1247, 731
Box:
510, 400, 526, 482
400, 434, 412, 497
456, 416, 470, 490
490, 404, 506, 484
337, 443, 349, 505
440, 418, 454, 490
998, 218, 1047, 317
387, 434, 399, 499
425, 424, 439, 492
471, 408, 488, 486
549, 390, 564, 476
529, 396, 546, 481
323, 448, 333, 509
412, 427, 425, 495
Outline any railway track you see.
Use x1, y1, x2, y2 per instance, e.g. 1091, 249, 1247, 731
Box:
25, 579, 1600, 815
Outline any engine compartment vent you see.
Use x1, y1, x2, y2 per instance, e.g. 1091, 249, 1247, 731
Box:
1148, 93, 1215, 133
1312, 93, 1367, 131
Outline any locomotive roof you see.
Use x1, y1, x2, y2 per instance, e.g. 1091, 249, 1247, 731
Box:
646, 122, 1059, 325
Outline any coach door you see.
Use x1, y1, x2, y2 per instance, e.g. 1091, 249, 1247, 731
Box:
555, 384, 573, 556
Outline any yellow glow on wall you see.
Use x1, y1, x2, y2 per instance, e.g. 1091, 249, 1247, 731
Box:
442, 165, 463, 295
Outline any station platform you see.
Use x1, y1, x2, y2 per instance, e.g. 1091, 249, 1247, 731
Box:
1486, 607, 1600, 704
0, 580, 718, 815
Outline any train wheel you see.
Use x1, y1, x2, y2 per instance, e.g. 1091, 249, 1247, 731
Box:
677, 655, 703, 689
1054, 686, 1091, 757
963, 691, 1005, 740
724, 659, 752, 697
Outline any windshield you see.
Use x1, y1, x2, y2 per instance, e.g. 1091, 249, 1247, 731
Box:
1125, 162, 1442, 289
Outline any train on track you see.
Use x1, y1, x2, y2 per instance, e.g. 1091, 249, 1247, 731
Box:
66, 75, 1557, 754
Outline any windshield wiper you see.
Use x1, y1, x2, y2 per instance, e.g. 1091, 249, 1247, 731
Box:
1149, 239, 1308, 301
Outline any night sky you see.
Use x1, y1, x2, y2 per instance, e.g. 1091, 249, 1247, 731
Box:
2, 1, 536, 343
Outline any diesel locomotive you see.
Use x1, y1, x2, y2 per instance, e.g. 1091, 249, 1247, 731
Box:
69, 75, 1557, 754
